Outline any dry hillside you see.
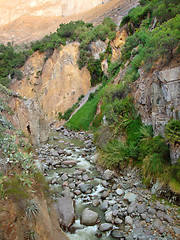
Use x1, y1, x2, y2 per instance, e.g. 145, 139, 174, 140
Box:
0, 0, 139, 45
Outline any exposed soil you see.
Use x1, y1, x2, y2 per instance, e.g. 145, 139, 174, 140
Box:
0, 0, 139, 45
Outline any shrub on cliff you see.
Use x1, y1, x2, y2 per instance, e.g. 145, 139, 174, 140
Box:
87, 58, 104, 86
0, 43, 30, 86
165, 119, 180, 144
77, 17, 117, 70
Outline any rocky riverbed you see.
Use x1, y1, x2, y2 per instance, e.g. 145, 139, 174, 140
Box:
35, 127, 180, 240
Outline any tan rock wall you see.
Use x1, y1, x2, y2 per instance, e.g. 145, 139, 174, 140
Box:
11, 42, 91, 122
111, 29, 128, 62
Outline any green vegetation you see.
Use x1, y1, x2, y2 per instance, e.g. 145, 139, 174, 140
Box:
165, 119, 180, 144
66, 89, 101, 130
120, 0, 180, 83
87, 58, 104, 86
0, 43, 32, 87
58, 94, 84, 121
0, 88, 49, 201
78, 17, 116, 70
0, 18, 116, 87
0, 0, 179, 195
25, 199, 39, 219
64, 0, 180, 190
121, 0, 180, 29
92, 84, 171, 178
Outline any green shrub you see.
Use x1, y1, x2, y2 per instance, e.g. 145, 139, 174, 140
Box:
0, 43, 30, 86
108, 61, 121, 78
142, 153, 165, 180
25, 199, 39, 219
34, 171, 49, 195
99, 140, 133, 169
139, 135, 170, 162
170, 158, 180, 183
77, 18, 116, 69
120, 5, 151, 28
126, 116, 142, 145
165, 119, 180, 144
0, 77, 11, 87
103, 17, 117, 31
87, 58, 104, 86
3, 176, 29, 200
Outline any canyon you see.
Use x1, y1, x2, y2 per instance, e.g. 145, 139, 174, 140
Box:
0, 0, 179, 240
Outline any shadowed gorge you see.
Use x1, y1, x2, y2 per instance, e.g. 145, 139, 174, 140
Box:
0, 0, 180, 239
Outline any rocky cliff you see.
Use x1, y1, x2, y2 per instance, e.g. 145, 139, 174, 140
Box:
11, 42, 91, 123
134, 66, 180, 164
0, 194, 69, 240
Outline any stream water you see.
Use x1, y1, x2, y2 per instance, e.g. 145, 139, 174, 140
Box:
35, 127, 180, 240
35, 127, 117, 239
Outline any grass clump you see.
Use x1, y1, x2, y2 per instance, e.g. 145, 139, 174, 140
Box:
3, 176, 30, 200
99, 140, 131, 169
25, 199, 39, 219
165, 119, 180, 144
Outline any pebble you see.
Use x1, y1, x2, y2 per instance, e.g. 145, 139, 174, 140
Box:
99, 223, 113, 232
125, 216, 133, 225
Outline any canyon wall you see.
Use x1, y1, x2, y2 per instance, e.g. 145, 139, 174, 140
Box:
134, 66, 180, 164
11, 42, 91, 123
0, 0, 110, 26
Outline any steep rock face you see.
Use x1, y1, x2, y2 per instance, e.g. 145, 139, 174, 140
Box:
10, 97, 49, 146
134, 66, 180, 163
11, 42, 91, 122
90, 40, 107, 60
111, 29, 128, 62
0, 0, 110, 26
0, 197, 69, 240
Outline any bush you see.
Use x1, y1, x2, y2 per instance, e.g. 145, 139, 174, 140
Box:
108, 61, 121, 78
77, 18, 116, 69
0, 43, 30, 86
99, 140, 130, 169
0, 77, 11, 87
170, 158, 180, 183
25, 199, 39, 219
165, 119, 180, 144
142, 153, 165, 180
3, 176, 29, 200
87, 58, 104, 86
120, 5, 151, 28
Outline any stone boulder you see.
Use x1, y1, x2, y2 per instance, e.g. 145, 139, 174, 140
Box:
99, 223, 113, 232
102, 169, 114, 180
124, 192, 138, 203
81, 208, 98, 226
54, 197, 75, 229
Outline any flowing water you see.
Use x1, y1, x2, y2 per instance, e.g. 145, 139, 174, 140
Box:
35, 128, 118, 239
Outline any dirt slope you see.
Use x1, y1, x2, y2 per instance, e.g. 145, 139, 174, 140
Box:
0, 0, 139, 45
